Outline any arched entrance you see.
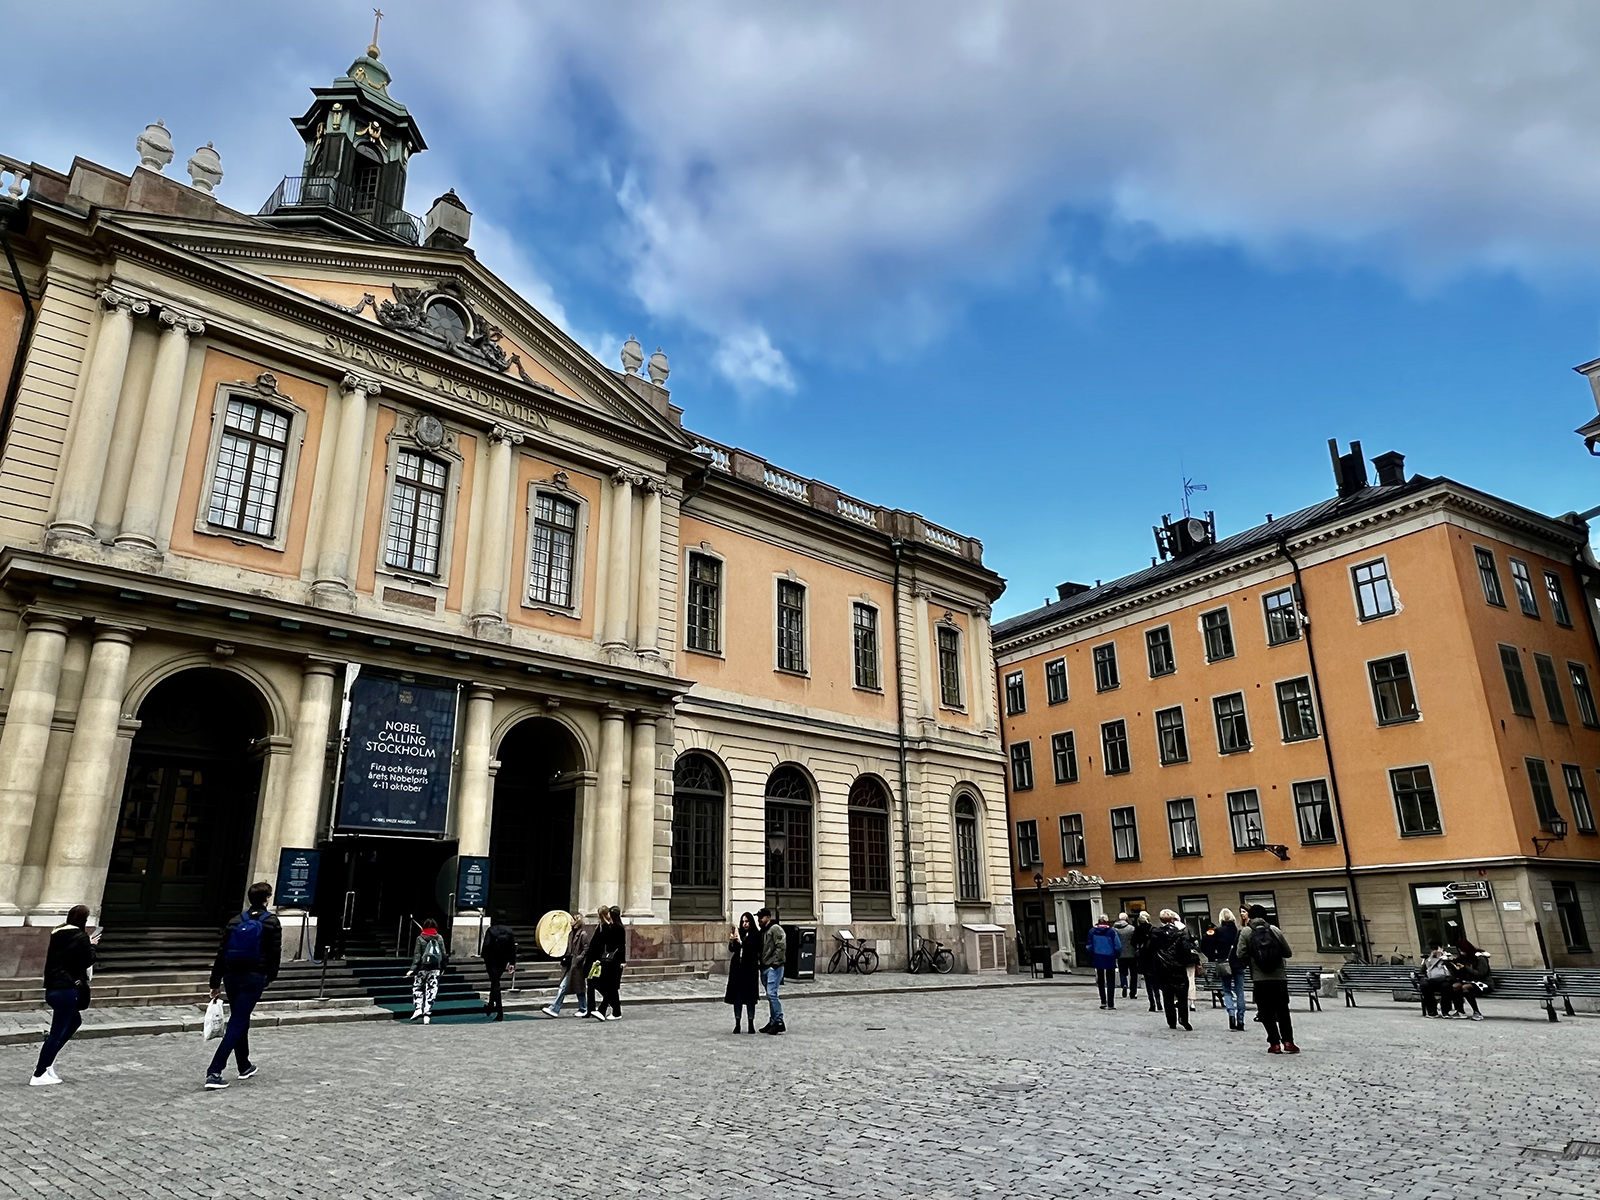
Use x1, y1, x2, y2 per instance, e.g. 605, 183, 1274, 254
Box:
103, 669, 268, 926
488, 718, 581, 924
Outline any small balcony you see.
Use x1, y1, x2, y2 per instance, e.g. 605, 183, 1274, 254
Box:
258, 175, 423, 245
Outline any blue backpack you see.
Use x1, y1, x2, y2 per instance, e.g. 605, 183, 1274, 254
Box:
224, 909, 265, 968
1089, 925, 1118, 959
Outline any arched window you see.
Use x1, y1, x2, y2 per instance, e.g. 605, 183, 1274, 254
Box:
955, 794, 983, 902
765, 765, 813, 919
848, 777, 893, 920
670, 754, 724, 920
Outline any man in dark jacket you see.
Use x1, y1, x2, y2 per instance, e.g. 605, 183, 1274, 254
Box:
1148, 909, 1198, 1031
205, 881, 282, 1090
481, 920, 517, 1021
30, 904, 97, 1086
1235, 904, 1298, 1053
757, 908, 788, 1034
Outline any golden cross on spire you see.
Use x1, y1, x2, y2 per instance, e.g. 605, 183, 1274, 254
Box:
368, 8, 384, 58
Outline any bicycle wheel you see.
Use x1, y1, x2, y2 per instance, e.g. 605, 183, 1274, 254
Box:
907, 949, 923, 974
858, 947, 880, 975
828, 947, 845, 974
931, 948, 954, 974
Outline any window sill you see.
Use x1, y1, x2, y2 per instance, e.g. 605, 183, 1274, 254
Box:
685, 645, 726, 660
1376, 715, 1421, 727
1104, 769, 1131, 778
1006, 708, 1027, 717
521, 598, 580, 620
1054, 777, 1079, 786
1399, 829, 1444, 838
1113, 857, 1140, 865
1047, 698, 1070, 706
1266, 637, 1302, 649
1356, 611, 1396, 623
774, 667, 810, 679
199, 522, 285, 553
1204, 655, 1236, 665
854, 684, 885, 695
1094, 685, 1120, 694
1159, 757, 1189, 767
1556, 621, 1574, 630
940, 703, 968, 714
1299, 838, 1338, 848
1281, 733, 1320, 744
1219, 746, 1252, 755
1232, 845, 1267, 854
1011, 785, 1035, 793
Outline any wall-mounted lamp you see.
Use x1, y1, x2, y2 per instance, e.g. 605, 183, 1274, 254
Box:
1533, 817, 1568, 856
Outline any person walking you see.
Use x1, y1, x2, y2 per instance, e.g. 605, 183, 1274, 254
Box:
30, 904, 98, 1086
481, 919, 517, 1021
585, 906, 626, 1021
543, 911, 591, 1018
1148, 909, 1198, 1031
1133, 911, 1162, 1013
407, 917, 449, 1025
1086, 914, 1123, 1010
1451, 938, 1488, 1020
1205, 908, 1247, 1031
725, 912, 762, 1033
1235, 904, 1298, 1053
205, 882, 282, 1090
1112, 912, 1139, 1000
757, 908, 788, 1034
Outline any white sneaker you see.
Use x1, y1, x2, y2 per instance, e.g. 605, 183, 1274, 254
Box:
1470, 1013, 1484, 1021
45, 1066, 60, 1082
423, 1015, 431, 1025
409, 1011, 422, 1021
540, 1005, 559, 1018
29, 1071, 60, 1086
606, 1013, 622, 1021
586, 1010, 606, 1021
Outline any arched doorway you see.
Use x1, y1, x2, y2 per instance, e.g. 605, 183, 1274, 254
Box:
847, 777, 892, 920
764, 765, 813, 920
488, 718, 581, 924
103, 669, 268, 926
670, 752, 725, 920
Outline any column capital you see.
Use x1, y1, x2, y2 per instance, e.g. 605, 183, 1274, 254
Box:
301, 657, 344, 677
601, 702, 630, 719
340, 372, 382, 397
156, 306, 206, 336
489, 424, 525, 447
88, 620, 143, 644
912, 586, 935, 601
98, 288, 151, 317
466, 682, 504, 699
16, 606, 76, 634
972, 603, 993, 620
611, 468, 645, 489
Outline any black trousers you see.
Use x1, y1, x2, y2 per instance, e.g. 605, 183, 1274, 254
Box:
1144, 968, 1163, 1009
1254, 979, 1294, 1045
1119, 960, 1138, 996
589, 965, 623, 1017
1161, 970, 1189, 1028
1095, 967, 1117, 1006
486, 961, 509, 1014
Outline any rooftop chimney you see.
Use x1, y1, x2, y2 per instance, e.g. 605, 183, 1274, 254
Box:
1328, 439, 1368, 498
424, 189, 471, 250
1372, 450, 1406, 487
1056, 581, 1091, 601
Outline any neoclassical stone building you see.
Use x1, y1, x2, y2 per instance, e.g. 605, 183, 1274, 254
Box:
0, 45, 1010, 976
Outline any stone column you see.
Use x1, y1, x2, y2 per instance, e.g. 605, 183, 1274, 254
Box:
913, 587, 936, 721
624, 712, 658, 917
115, 308, 205, 550
313, 374, 380, 593
246, 735, 295, 886
471, 426, 523, 622
968, 604, 995, 731
276, 660, 340, 853
454, 685, 499, 858
634, 482, 663, 656
0, 615, 70, 914
52, 290, 149, 538
601, 472, 636, 648
36, 624, 138, 916
592, 706, 628, 910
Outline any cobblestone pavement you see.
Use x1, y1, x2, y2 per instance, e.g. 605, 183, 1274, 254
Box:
2, 984, 1596, 1198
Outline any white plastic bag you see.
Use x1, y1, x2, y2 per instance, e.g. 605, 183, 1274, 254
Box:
202, 997, 226, 1041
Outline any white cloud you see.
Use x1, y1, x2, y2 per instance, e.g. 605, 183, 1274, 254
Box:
712, 327, 798, 395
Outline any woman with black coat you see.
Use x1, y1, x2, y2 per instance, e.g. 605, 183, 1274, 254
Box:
585, 906, 627, 1021
1132, 911, 1162, 1013
725, 912, 761, 1033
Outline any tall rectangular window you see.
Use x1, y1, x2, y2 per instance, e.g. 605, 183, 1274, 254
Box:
1093, 643, 1120, 691
1535, 654, 1568, 724
1475, 547, 1505, 607
1571, 663, 1600, 728
1510, 559, 1540, 617
1370, 655, 1419, 724
1391, 765, 1442, 836
1352, 559, 1396, 620
528, 492, 579, 608
1526, 758, 1562, 830
1051, 732, 1078, 784
384, 450, 447, 574
936, 625, 961, 706
1167, 798, 1201, 858
1276, 677, 1318, 741
1004, 670, 1026, 714
1101, 720, 1131, 775
1499, 645, 1534, 717
208, 397, 290, 536
1213, 692, 1251, 753
1045, 658, 1069, 704
1146, 627, 1176, 677
1111, 806, 1140, 862
1059, 813, 1085, 866
686, 553, 721, 653
1263, 587, 1300, 645
1015, 819, 1041, 867
1240, 891, 1279, 926
776, 580, 806, 672
854, 603, 881, 691
1562, 765, 1595, 834
1228, 789, 1264, 851
1545, 570, 1573, 626
1311, 889, 1358, 952
1010, 742, 1034, 791
1202, 609, 1235, 662
1554, 882, 1591, 952
1293, 779, 1337, 845
1155, 706, 1188, 765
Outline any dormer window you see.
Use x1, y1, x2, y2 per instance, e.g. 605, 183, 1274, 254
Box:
424, 298, 468, 348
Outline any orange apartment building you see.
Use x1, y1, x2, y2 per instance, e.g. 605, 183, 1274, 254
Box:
993, 442, 1600, 972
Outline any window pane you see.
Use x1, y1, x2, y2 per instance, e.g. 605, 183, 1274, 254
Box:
936, 625, 960, 705
1016, 820, 1041, 867
1167, 798, 1200, 857
1564, 765, 1596, 834
1051, 731, 1078, 784
1277, 677, 1318, 741
208, 398, 293, 538
1111, 806, 1139, 861
1476, 548, 1505, 607
1146, 628, 1175, 677
777, 581, 806, 672
1352, 560, 1396, 620
1094, 644, 1120, 691
1499, 646, 1534, 717
1526, 758, 1562, 829
529, 494, 579, 607
687, 554, 721, 652
1545, 571, 1572, 626
1391, 766, 1442, 835
1510, 559, 1540, 618
1010, 742, 1034, 790
856, 604, 882, 691
1294, 780, 1337, 845
1059, 813, 1085, 865
1228, 789, 1263, 851
1213, 692, 1251, 753
1045, 658, 1069, 704
1005, 671, 1026, 714
1535, 655, 1568, 724
955, 809, 982, 902
1571, 664, 1599, 728
1102, 720, 1130, 774
1202, 609, 1235, 661
1263, 588, 1300, 645
1370, 655, 1419, 724
1156, 706, 1188, 765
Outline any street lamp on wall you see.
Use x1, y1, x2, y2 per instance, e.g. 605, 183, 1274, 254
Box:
1247, 826, 1291, 862
1533, 817, 1569, 856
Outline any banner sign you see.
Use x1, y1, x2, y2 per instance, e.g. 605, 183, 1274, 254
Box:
274, 848, 320, 909
337, 675, 458, 835
456, 855, 491, 911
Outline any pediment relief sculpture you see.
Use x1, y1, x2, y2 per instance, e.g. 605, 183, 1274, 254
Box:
375, 277, 512, 373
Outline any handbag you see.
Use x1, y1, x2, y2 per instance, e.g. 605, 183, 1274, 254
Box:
1215, 960, 1233, 979
75, 982, 92, 1011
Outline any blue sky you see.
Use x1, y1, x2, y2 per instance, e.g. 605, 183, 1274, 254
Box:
7, 2, 1600, 617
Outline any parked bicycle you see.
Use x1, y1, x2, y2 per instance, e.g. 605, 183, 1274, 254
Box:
827, 931, 880, 975
907, 934, 954, 974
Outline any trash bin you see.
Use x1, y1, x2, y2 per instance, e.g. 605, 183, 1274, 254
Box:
783, 925, 816, 980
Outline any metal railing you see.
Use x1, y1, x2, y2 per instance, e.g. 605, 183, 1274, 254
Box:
259, 174, 423, 245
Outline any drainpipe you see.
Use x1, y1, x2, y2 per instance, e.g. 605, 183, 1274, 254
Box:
0, 200, 37, 455
891, 540, 916, 968
1278, 535, 1372, 963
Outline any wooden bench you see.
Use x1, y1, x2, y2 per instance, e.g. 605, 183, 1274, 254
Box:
1486, 968, 1561, 1022
1339, 962, 1561, 1021
1552, 967, 1600, 1017
1198, 963, 1323, 1011
1338, 963, 1420, 1006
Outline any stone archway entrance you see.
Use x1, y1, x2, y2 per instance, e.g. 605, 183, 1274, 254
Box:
488, 718, 581, 925
102, 669, 268, 926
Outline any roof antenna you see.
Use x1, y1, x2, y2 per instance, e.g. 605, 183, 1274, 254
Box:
1181, 474, 1207, 518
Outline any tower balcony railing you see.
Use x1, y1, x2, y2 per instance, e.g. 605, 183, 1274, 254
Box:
259, 175, 423, 245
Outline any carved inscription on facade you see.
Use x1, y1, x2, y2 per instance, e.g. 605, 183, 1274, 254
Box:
324, 334, 548, 428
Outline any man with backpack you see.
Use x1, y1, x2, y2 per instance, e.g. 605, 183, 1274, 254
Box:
408, 917, 449, 1024
1235, 903, 1298, 1053
205, 881, 282, 1090
1086, 914, 1123, 1009
1148, 909, 1199, 1030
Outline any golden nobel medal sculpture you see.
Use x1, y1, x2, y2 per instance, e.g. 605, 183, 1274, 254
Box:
536, 910, 573, 959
